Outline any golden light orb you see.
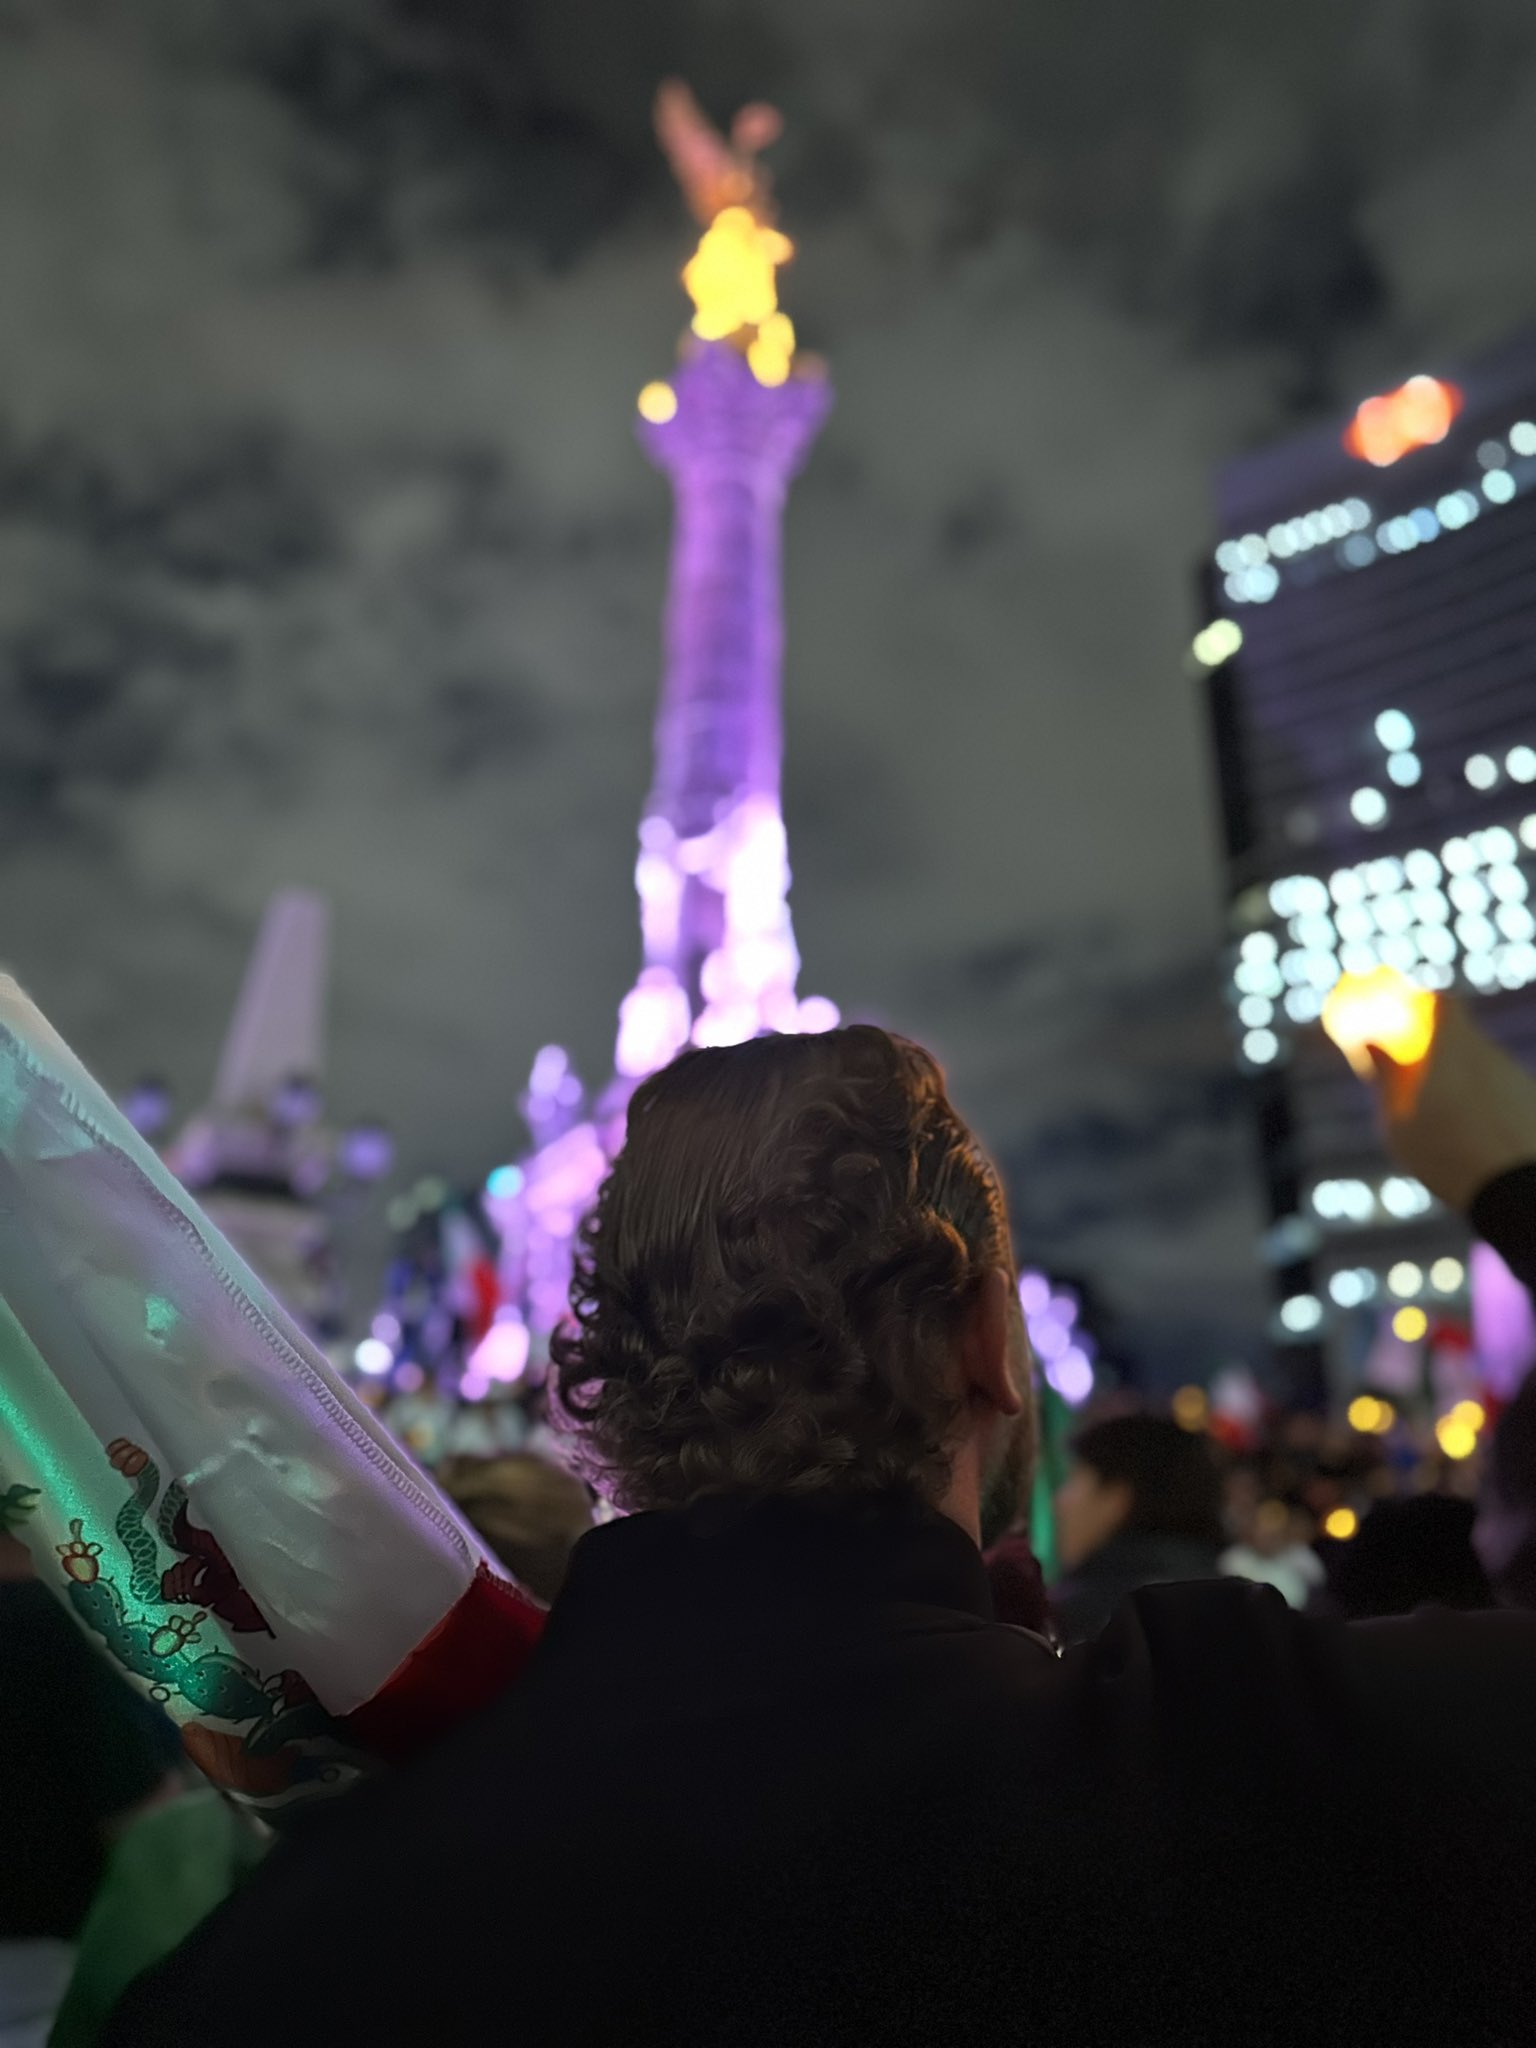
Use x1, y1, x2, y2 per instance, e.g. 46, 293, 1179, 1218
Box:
1324, 1507, 1359, 1541
1435, 1416, 1478, 1461
683, 205, 792, 342
1171, 1384, 1209, 1432
1392, 1305, 1429, 1343
637, 381, 679, 424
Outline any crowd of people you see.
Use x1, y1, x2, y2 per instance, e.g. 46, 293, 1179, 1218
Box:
4, 992, 1536, 2043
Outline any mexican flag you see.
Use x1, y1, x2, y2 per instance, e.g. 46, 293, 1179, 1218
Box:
0, 974, 544, 1815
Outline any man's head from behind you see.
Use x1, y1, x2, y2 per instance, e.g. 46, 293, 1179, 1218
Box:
553, 1025, 1031, 1543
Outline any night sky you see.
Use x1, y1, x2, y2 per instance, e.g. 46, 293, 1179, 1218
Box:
6, 0, 1536, 1379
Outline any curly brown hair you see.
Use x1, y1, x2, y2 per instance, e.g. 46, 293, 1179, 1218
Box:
552, 1025, 1013, 1513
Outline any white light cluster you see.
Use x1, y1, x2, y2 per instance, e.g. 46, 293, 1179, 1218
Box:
1373, 708, 1420, 793
1463, 746, 1536, 792
1328, 1268, 1378, 1308
1325, 1259, 1467, 1313
1308, 1176, 1434, 1225
1213, 413, 1536, 603
1215, 500, 1370, 604
1278, 1293, 1323, 1335
1234, 822, 1536, 1061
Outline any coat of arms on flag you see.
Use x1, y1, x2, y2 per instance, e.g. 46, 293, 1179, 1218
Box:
0, 974, 546, 1815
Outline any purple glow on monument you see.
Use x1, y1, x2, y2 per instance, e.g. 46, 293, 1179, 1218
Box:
620, 342, 834, 1051
477, 92, 838, 1368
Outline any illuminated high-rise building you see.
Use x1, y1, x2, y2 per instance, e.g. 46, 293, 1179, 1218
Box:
1200, 333, 1536, 1405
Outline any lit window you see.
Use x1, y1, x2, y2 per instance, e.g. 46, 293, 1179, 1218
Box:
1292, 913, 1336, 951
1489, 865, 1529, 903
1480, 827, 1518, 864
1381, 1176, 1431, 1219
1374, 709, 1413, 751
1441, 837, 1478, 874
1351, 788, 1388, 827
1372, 893, 1413, 935
1279, 1295, 1323, 1334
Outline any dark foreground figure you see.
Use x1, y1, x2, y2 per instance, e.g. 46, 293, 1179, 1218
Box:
109, 1025, 1536, 2047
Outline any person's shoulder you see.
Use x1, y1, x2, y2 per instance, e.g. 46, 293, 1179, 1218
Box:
1077, 1577, 1536, 1772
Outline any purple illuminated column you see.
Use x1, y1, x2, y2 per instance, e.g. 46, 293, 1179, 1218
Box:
615, 340, 833, 1077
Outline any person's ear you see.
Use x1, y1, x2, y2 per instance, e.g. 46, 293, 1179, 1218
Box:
961, 1267, 1026, 1418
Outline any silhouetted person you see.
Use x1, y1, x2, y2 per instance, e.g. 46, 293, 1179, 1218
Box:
1050, 1413, 1225, 1644
1317, 1494, 1493, 1620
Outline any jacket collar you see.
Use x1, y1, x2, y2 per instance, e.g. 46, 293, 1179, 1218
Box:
540, 1490, 996, 1658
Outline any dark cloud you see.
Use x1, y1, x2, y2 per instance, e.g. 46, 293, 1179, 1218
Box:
0, 424, 335, 585
426, 672, 549, 778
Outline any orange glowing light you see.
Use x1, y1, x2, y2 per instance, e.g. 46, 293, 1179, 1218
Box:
1344, 375, 1462, 467
1391, 1306, 1428, 1344
1321, 967, 1436, 1080
1324, 1507, 1359, 1541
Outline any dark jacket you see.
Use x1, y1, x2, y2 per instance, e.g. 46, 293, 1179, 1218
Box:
1050, 1529, 1223, 1645
109, 1493, 1536, 2047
